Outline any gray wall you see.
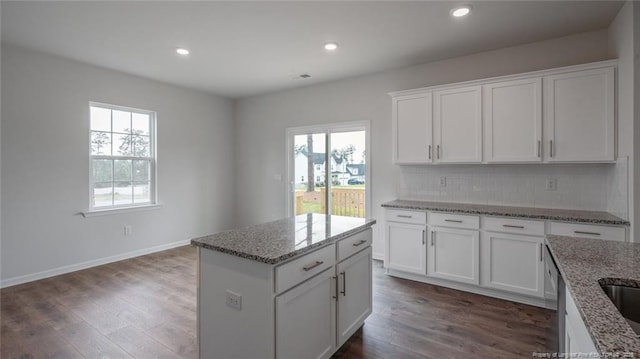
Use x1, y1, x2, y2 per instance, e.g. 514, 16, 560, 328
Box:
608, 1, 636, 240
233, 30, 615, 258
1, 45, 236, 284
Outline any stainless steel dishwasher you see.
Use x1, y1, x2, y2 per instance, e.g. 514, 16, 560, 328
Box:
544, 245, 565, 354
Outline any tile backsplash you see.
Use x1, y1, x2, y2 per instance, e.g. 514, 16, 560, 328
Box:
397, 160, 628, 219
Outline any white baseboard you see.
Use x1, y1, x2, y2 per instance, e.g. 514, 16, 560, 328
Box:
1, 239, 191, 288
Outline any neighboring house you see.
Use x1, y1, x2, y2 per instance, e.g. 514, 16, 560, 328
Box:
346, 164, 366, 183
294, 152, 358, 186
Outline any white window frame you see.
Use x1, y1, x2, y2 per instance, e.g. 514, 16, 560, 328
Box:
285, 120, 371, 218
85, 102, 159, 216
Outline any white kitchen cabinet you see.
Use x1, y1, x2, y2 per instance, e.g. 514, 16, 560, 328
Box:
336, 247, 372, 347
433, 85, 482, 163
483, 78, 542, 163
544, 67, 615, 162
385, 221, 427, 275
565, 287, 599, 356
276, 268, 336, 359
427, 227, 479, 285
480, 231, 544, 297
392, 93, 433, 164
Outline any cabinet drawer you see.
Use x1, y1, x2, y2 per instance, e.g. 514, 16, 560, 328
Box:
275, 244, 336, 294
429, 212, 479, 229
385, 209, 426, 224
483, 217, 545, 236
548, 222, 626, 242
337, 228, 372, 262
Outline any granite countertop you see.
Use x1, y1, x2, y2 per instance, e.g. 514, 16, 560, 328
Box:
191, 213, 376, 264
546, 235, 640, 356
382, 199, 629, 225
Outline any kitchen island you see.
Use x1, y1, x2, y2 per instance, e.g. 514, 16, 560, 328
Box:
546, 235, 640, 357
191, 213, 376, 359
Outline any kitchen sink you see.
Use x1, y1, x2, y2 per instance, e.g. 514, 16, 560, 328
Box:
600, 284, 640, 335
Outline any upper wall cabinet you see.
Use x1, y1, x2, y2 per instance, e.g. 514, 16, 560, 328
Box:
483, 78, 542, 163
543, 67, 615, 162
433, 86, 482, 163
390, 60, 617, 165
392, 93, 433, 164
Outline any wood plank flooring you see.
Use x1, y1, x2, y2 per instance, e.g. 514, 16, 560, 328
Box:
1, 245, 549, 358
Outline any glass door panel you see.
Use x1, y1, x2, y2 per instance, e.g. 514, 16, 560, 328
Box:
329, 131, 366, 218
293, 133, 326, 215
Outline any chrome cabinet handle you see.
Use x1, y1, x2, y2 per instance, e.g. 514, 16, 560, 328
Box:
444, 219, 463, 223
397, 215, 413, 219
539, 243, 543, 262
574, 231, 601, 236
428, 145, 432, 160
537, 140, 541, 158
422, 230, 426, 245
431, 231, 435, 246
303, 260, 323, 271
340, 272, 346, 296
549, 140, 554, 158
352, 239, 367, 247
503, 224, 525, 229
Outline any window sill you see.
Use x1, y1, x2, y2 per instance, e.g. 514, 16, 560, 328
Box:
80, 204, 163, 218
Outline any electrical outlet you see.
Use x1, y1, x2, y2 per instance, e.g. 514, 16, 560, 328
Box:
440, 176, 447, 187
124, 225, 132, 236
226, 290, 242, 310
546, 178, 557, 191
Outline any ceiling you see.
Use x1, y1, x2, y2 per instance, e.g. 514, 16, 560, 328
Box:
1, 1, 623, 99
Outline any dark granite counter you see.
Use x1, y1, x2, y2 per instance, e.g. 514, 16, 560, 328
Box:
191, 213, 376, 264
546, 235, 640, 356
382, 200, 629, 225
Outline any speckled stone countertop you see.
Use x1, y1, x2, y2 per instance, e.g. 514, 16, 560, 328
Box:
191, 213, 376, 264
546, 235, 640, 356
382, 200, 629, 225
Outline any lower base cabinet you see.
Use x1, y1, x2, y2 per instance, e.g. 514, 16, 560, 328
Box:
276, 268, 336, 359
480, 232, 544, 297
427, 227, 479, 285
337, 247, 373, 347
565, 288, 598, 356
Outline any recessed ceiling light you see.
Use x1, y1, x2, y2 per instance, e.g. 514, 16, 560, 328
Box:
176, 48, 190, 55
324, 42, 339, 51
451, 5, 471, 17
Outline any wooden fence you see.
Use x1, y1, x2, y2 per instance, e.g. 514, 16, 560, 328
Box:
295, 188, 365, 218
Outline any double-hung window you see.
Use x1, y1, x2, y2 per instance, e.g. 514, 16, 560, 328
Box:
89, 102, 156, 210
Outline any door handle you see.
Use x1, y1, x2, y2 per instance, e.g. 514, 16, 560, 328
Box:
539, 243, 543, 262
428, 145, 432, 160
437, 145, 441, 159
340, 271, 346, 296
422, 230, 426, 245
444, 219, 463, 223
332, 276, 338, 300
431, 231, 435, 246
537, 140, 541, 158
549, 140, 554, 158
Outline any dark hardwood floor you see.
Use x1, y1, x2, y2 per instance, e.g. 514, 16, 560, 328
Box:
1, 245, 549, 358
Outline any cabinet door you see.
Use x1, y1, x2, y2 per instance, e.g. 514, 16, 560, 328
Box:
544, 67, 615, 162
480, 232, 544, 297
484, 78, 542, 163
427, 227, 479, 284
276, 268, 336, 359
336, 247, 372, 347
433, 86, 482, 163
392, 93, 433, 164
385, 222, 426, 275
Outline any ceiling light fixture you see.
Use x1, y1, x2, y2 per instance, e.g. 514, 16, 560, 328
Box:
451, 5, 472, 17
324, 42, 339, 51
176, 48, 190, 55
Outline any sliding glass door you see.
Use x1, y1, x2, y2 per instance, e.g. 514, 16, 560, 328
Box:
288, 122, 369, 218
